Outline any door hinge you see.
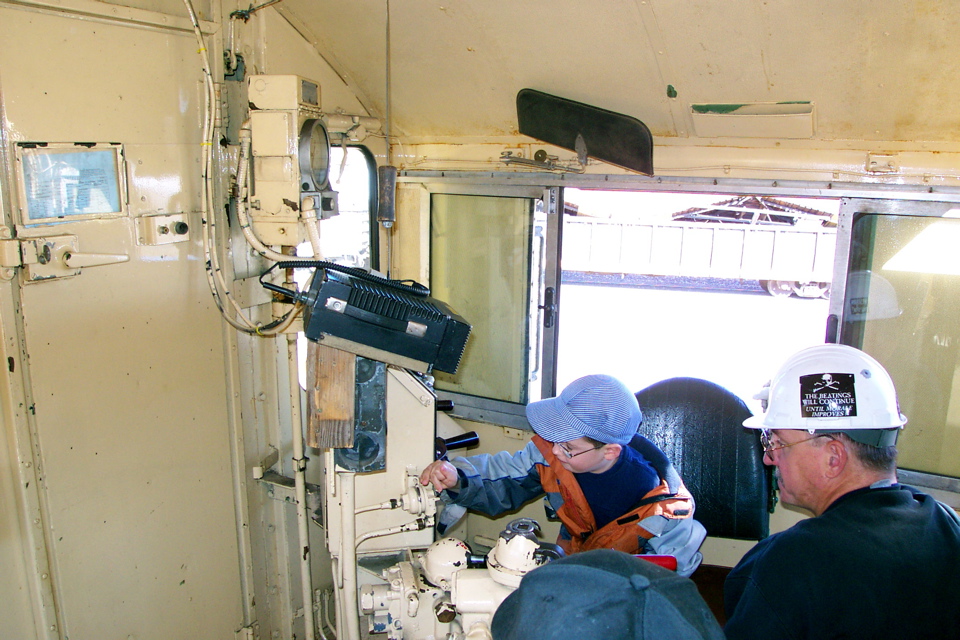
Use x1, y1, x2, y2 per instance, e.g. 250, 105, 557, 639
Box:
0, 239, 21, 280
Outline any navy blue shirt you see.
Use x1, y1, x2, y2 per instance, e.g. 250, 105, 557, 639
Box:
574, 445, 659, 529
724, 484, 960, 640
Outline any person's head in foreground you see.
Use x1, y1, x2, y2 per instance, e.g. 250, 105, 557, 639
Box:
491, 548, 723, 640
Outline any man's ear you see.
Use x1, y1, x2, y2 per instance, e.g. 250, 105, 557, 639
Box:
603, 443, 622, 460
823, 438, 848, 478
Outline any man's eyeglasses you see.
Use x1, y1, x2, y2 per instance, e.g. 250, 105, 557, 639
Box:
760, 431, 828, 453
557, 443, 604, 459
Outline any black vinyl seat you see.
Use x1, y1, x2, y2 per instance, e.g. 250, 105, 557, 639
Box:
636, 377, 773, 625
635, 377, 773, 542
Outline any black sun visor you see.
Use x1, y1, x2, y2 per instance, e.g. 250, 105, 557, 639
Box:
516, 88, 654, 176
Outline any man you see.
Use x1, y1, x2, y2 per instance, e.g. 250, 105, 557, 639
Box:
420, 374, 706, 576
724, 344, 960, 639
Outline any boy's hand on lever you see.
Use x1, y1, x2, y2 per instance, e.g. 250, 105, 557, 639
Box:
420, 460, 459, 491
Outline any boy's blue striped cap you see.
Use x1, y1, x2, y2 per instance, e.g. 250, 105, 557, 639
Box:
525, 374, 642, 445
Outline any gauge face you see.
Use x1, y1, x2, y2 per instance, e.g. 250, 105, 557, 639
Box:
298, 118, 330, 192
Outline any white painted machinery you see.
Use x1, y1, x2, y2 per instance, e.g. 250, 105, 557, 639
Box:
320, 364, 559, 640
359, 518, 560, 640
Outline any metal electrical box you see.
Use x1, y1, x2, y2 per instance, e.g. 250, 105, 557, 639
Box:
326, 366, 438, 555
248, 75, 320, 111
247, 75, 338, 246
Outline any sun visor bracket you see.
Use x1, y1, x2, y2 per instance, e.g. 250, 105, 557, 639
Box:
516, 89, 654, 176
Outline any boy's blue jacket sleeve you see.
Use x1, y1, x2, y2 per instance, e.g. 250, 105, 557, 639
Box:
441, 440, 547, 517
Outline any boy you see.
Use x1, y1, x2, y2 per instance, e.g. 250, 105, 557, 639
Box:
420, 374, 706, 576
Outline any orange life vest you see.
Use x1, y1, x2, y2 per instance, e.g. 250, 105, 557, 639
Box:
532, 435, 694, 555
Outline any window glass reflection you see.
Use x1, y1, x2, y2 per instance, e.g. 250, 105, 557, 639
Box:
844, 214, 960, 477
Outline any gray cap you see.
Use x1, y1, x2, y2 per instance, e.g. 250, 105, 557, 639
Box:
491, 549, 724, 640
526, 374, 642, 445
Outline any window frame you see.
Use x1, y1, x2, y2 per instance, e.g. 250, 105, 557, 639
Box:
354, 145, 381, 271
415, 181, 558, 429
403, 171, 960, 502
830, 197, 960, 494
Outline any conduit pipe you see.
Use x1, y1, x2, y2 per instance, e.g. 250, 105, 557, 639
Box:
355, 519, 426, 549
354, 500, 397, 515
338, 471, 362, 640
301, 195, 324, 258
288, 333, 316, 640
183, 0, 261, 334
236, 123, 297, 263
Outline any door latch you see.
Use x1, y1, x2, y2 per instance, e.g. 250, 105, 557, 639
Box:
539, 286, 557, 328
19, 236, 128, 282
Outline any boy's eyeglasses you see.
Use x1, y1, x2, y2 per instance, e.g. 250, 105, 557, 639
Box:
557, 443, 604, 459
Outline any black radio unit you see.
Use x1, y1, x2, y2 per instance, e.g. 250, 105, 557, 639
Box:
301, 268, 470, 374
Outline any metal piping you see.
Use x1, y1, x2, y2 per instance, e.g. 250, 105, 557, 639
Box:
338, 471, 361, 640
288, 334, 316, 640
236, 123, 294, 263
301, 195, 324, 258
355, 519, 425, 549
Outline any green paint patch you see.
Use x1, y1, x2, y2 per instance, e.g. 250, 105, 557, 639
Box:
691, 102, 812, 116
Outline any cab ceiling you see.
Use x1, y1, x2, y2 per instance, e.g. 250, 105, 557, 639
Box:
277, 0, 960, 147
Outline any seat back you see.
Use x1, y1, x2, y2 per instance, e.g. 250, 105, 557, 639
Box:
635, 377, 772, 540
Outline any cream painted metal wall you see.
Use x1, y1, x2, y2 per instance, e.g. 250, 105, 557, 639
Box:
2, 1, 960, 639
0, 292, 37, 640
0, 4, 246, 639
0, 1, 385, 638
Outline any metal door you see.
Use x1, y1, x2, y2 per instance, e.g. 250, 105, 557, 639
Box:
0, 6, 244, 639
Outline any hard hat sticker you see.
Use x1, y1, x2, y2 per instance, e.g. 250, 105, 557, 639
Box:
800, 373, 857, 418
848, 297, 868, 317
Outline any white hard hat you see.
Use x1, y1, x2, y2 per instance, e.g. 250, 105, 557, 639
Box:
844, 270, 902, 322
743, 344, 906, 446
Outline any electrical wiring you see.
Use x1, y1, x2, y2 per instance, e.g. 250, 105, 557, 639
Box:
230, 0, 284, 22
321, 590, 337, 639
258, 259, 430, 303
182, 0, 307, 337
354, 518, 428, 549
223, 0, 286, 74
302, 198, 324, 258
182, 0, 257, 330
354, 499, 399, 515
234, 123, 291, 264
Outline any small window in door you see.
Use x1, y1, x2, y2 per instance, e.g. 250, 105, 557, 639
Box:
296, 146, 375, 386
16, 142, 126, 224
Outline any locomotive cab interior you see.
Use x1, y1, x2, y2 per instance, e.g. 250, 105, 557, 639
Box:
2, 2, 960, 639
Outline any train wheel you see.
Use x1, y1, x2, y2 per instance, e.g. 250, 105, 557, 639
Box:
763, 280, 795, 297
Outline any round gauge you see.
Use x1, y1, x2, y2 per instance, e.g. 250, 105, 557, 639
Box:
298, 118, 330, 192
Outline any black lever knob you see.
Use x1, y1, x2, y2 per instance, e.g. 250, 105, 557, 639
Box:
435, 431, 479, 460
